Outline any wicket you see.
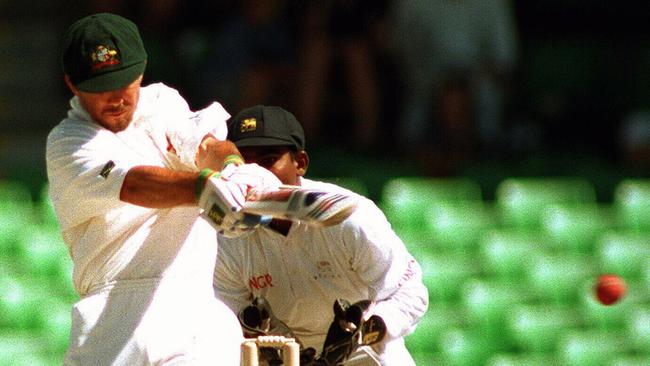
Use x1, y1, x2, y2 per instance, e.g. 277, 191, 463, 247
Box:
241, 336, 300, 366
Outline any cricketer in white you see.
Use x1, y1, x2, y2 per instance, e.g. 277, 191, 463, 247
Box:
46, 82, 243, 365
215, 177, 429, 365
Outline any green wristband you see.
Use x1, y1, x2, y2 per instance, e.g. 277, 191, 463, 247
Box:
196, 168, 220, 200
222, 154, 244, 169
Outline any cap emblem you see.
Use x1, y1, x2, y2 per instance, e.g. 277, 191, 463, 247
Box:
90, 45, 120, 71
240, 118, 257, 133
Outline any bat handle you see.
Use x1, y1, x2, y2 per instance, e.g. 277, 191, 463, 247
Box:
241, 213, 272, 227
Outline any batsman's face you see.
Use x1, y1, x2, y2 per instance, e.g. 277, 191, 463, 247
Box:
66, 75, 143, 132
238, 146, 308, 186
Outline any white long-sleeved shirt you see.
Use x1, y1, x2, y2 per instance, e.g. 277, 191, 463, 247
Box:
214, 178, 429, 364
46, 83, 229, 296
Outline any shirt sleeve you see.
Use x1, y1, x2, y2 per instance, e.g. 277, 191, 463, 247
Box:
46, 121, 144, 230
341, 197, 429, 341
166, 99, 231, 169
214, 239, 253, 314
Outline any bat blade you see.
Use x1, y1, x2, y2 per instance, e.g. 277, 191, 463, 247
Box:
242, 185, 358, 227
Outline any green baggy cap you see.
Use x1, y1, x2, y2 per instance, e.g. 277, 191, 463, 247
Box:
227, 105, 306, 151
61, 13, 147, 92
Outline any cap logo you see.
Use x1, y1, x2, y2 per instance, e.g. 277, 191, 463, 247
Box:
90, 45, 120, 71
240, 118, 257, 133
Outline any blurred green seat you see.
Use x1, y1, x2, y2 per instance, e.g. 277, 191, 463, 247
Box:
406, 305, 466, 354
410, 352, 442, 366
495, 178, 596, 229
0, 330, 50, 366
644, 258, 650, 292
425, 201, 497, 252
597, 232, 650, 280
381, 177, 482, 233
541, 203, 612, 253
579, 278, 636, 331
399, 232, 436, 260
0, 275, 46, 330
614, 179, 650, 232
17, 226, 71, 282
626, 306, 650, 353
419, 252, 479, 303
507, 304, 580, 353
462, 279, 530, 334
0, 180, 33, 204
478, 230, 547, 279
38, 297, 72, 355
438, 327, 493, 366
525, 252, 594, 303
486, 353, 559, 366
557, 330, 629, 366
37, 183, 60, 228
0, 180, 36, 257
607, 354, 650, 366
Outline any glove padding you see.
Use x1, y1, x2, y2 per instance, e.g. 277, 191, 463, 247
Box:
220, 163, 281, 191
198, 163, 281, 237
239, 297, 316, 366
309, 299, 387, 366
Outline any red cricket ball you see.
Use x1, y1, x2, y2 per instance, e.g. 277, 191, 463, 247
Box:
594, 274, 626, 305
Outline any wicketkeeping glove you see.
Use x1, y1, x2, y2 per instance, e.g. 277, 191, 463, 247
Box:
310, 299, 387, 366
239, 297, 316, 366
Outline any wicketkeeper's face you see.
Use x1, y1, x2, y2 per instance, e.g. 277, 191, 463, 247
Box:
238, 146, 308, 186
69, 75, 143, 132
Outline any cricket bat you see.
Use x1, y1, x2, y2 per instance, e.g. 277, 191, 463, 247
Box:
242, 185, 358, 227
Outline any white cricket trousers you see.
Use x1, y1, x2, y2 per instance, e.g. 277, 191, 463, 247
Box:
63, 277, 243, 366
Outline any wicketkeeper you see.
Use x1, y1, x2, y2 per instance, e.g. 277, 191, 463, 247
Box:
214, 105, 429, 365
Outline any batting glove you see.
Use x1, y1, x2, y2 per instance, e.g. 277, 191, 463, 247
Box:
197, 164, 281, 237
220, 163, 282, 193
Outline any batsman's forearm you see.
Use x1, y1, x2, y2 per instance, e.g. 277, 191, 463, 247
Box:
120, 166, 198, 208
195, 136, 243, 170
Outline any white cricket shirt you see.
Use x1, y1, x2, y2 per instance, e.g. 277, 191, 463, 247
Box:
214, 178, 429, 364
46, 83, 229, 295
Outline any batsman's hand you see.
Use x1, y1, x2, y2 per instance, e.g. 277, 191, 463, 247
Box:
197, 164, 281, 237
220, 163, 281, 193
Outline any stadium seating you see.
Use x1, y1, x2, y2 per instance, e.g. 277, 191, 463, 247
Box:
405, 304, 466, 354
540, 203, 612, 253
614, 179, 650, 232
438, 327, 494, 366
524, 252, 595, 304
461, 279, 531, 334
381, 177, 482, 233
556, 330, 630, 366
478, 229, 547, 279
495, 178, 596, 228
596, 231, 650, 280
578, 281, 635, 331
37, 183, 59, 228
607, 355, 650, 366
418, 252, 480, 303
2, 176, 649, 365
507, 304, 580, 353
626, 305, 650, 353
485, 353, 559, 366
0, 180, 36, 258
425, 200, 497, 252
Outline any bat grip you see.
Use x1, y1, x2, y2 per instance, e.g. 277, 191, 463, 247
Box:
241, 213, 272, 227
